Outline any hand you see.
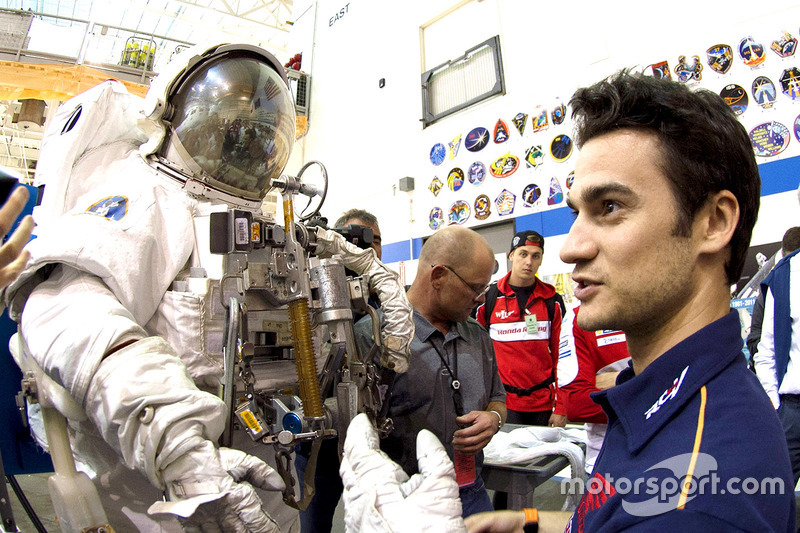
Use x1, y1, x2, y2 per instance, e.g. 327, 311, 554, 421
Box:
340, 413, 466, 532
148, 441, 285, 532
453, 411, 497, 455
595, 371, 620, 391
0, 186, 33, 289
465, 510, 573, 533
464, 510, 525, 533
548, 413, 567, 428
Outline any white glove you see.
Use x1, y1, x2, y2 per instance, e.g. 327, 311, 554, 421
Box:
148, 440, 285, 532
340, 413, 466, 533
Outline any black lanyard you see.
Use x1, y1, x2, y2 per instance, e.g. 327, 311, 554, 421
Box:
430, 338, 464, 417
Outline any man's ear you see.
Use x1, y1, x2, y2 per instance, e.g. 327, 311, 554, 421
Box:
696, 190, 739, 255
430, 264, 448, 290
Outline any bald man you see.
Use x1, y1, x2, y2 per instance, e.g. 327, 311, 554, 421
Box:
354, 226, 507, 518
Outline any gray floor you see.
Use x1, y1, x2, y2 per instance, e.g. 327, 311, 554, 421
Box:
3, 473, 569, 533
11, 473, 798, 532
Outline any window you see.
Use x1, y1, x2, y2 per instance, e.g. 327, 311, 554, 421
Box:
420, 35, 505, 128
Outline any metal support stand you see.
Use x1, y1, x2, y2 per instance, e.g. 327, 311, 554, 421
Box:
0, 454, 19, 533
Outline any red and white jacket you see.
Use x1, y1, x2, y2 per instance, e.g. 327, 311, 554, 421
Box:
477, 272, 564, 414
558, 305, 631, 423
558, 305, 630, 473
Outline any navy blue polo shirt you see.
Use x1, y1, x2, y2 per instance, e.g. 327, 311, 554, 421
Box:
567, 311, 795, 532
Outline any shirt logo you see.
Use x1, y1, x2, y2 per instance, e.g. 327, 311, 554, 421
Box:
489, 321, 549, 342
644, 366, 689, 420
494, 309, 514, 320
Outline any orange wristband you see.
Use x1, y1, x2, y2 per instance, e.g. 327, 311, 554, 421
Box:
523, 508, 538, 524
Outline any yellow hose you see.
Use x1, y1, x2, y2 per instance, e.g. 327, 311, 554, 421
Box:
284, 196, 323, 418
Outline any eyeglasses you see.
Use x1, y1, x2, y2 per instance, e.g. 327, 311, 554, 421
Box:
435, 264, 491, 297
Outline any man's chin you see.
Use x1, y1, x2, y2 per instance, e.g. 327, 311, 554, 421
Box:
576, 308, 614, 333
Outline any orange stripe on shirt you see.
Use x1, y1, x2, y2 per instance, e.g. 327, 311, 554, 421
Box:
678, 385, 707, 509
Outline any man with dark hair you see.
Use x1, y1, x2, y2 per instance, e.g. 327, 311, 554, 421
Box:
476, 230, 566, 428
747, 226, 800, 363
339, 70, 794, 532
295, 208, 383, 533
465, 68, 795, 532
753, 225, 800, 491
334, 208, 382, 259
784, 227, 800, 258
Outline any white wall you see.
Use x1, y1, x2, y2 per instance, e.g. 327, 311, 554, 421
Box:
283, 0, 800, 279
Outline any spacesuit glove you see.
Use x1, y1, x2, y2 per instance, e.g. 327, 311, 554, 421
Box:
340, 413, 466, 533
148, 440, 285, 533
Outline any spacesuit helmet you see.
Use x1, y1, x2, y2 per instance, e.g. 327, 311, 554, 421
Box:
144, 43, 295, 202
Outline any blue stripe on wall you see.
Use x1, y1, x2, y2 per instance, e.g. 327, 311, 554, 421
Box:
382, 240, 412, 263
759, 156, 800, 196
386, 154, 800, 261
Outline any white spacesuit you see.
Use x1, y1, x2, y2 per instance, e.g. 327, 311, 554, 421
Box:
3, 43, 413, 533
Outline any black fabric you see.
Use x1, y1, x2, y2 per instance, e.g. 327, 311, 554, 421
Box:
509, 283, 534, 318
503, 375, 555, 397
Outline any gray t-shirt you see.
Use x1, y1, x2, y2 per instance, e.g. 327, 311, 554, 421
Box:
353, 307, 505, 476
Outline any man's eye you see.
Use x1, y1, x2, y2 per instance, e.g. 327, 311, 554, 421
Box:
602, 200, 618, 214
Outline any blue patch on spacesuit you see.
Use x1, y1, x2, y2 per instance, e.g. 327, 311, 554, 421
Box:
85, 196, 128, 221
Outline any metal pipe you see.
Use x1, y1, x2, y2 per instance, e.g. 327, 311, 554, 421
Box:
283, 194, 323, 419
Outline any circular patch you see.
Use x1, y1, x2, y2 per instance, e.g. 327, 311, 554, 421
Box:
739, 36, 766, 67
495, 189, 516, 216
794, 115, 800, 142
720, 84, 748, 115
522, 184, 542, 207
447, 167, 465, 191
550, 134, 573, 162
474, 194, 491, 220
468, 161, 486, 185
752, 76, 777, 109
448, 200, 470, 225
429, 207, 444, 230
465, 127, 490, 152
430, 143, 446, 165
749, 121, 790, 157
490, 153, 519, 178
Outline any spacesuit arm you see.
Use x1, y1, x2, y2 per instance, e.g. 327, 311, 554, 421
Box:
19, 263, 224, 479
19, 263, 148, 405
314, 227, 413, 372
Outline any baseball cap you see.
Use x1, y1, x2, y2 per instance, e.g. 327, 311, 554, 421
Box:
509, 230, 544, 254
